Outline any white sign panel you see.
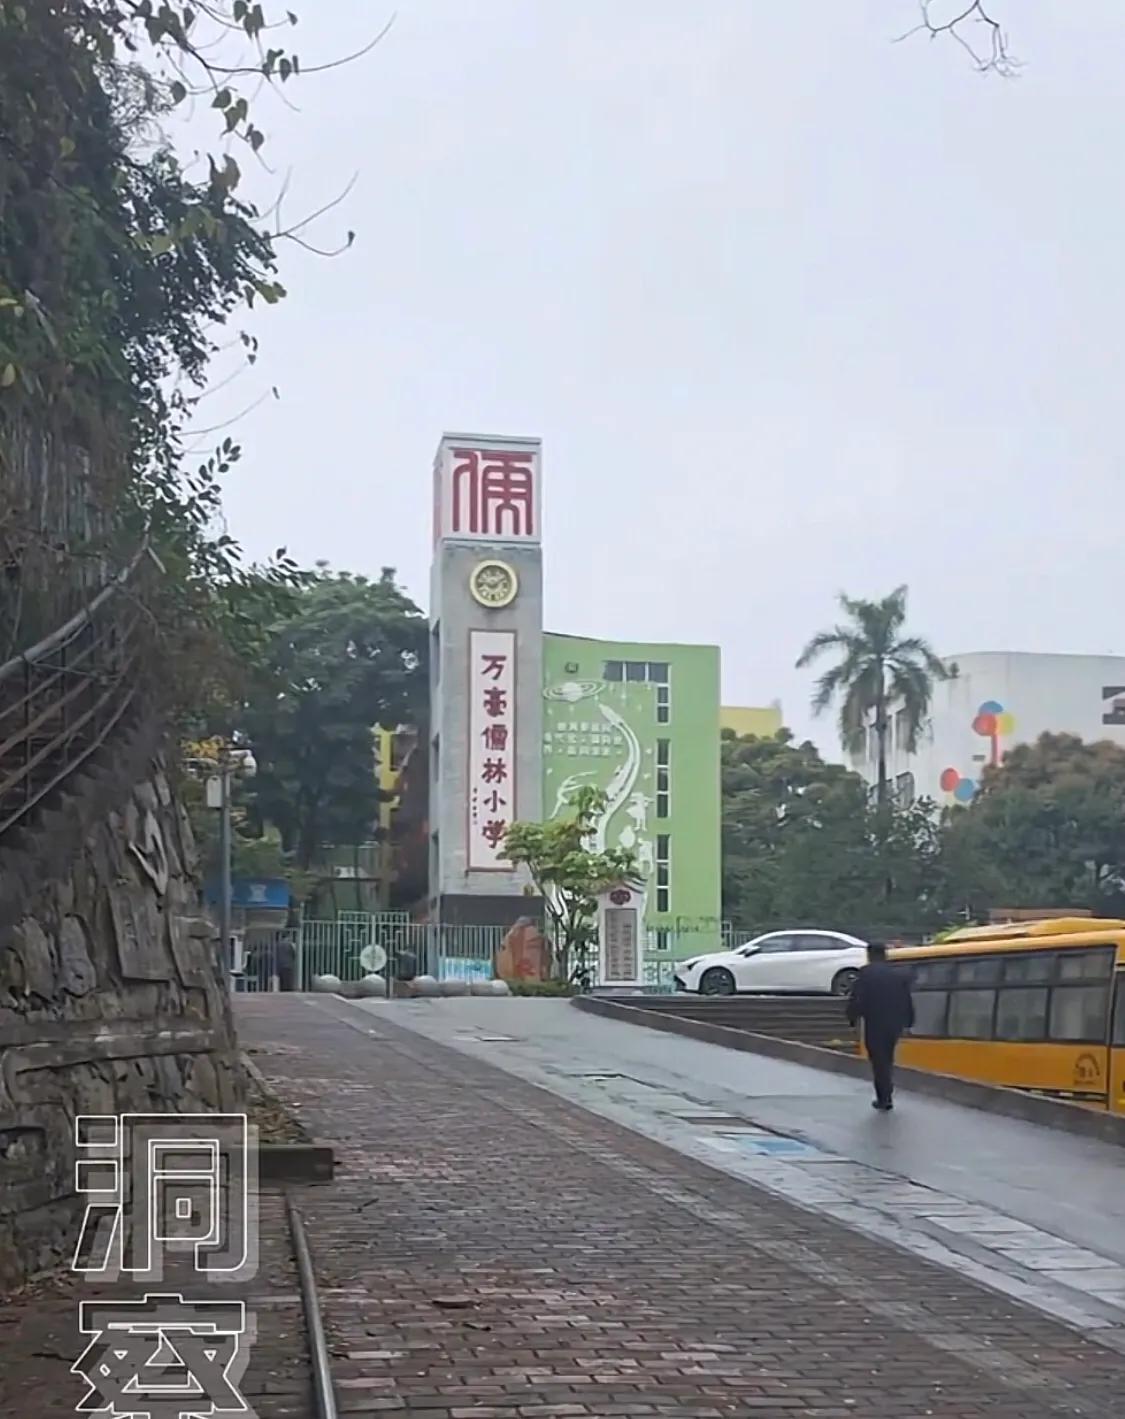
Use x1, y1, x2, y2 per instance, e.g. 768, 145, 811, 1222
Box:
468, 630, 517, 871
596, 887, 645, 988
434, 436, 541, 545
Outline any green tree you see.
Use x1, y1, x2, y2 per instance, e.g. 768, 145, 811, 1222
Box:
236, 569, 427, 872
942, 733, 1125, 916
720, 729, 950, 934
0, 3, 361, 717
721, 729, 869, 926
504, 786, 639, 986
796, 585, 949, 809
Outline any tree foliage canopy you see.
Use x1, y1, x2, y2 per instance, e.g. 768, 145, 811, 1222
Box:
797, 585, 949, 807
233, 569, 427, 871
720, 730, 947, 934
721, 728, 1125, 935
0, 2, 355, 704
943, 733, 1125, 917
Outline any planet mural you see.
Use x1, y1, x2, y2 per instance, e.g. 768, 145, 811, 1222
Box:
543, 680, 602, 704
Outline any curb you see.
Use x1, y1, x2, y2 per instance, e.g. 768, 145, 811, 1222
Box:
259, 1142, 335, 1184
242, 1051, 336, 1182
573, 995, 1125, 1147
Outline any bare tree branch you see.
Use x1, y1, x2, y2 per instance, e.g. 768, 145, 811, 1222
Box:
896, 1, 1020, 77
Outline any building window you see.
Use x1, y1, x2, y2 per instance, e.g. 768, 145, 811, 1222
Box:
431, 623, 440, 685
656, 682, 671, 725
655, 833, 670, 914
602, 660, 672, 722
656, 739, 670, 819
894, 708, 909, 754
895, 772, 915, 807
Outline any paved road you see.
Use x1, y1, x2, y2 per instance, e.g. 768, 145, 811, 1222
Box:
236, 993, 1125, 1417
369, 997, 1125, 1337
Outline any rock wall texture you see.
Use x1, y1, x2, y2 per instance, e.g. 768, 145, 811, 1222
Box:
0, 727, 241, 1292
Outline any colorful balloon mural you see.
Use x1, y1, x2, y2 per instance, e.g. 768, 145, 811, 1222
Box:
941, 700, 1016, 803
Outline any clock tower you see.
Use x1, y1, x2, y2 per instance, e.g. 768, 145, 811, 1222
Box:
428, 433, 544, 924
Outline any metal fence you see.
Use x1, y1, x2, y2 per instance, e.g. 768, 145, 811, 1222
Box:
0, 548, 150, 840
233, 915, 930, 995
293, 912, 504, 989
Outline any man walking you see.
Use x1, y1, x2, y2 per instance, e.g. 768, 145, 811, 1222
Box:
847, 942, 914, 1111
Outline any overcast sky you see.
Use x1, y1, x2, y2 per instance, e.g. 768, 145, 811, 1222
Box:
198, 1, 1124, 755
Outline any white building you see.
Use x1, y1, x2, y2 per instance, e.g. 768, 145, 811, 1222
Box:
853, 652, 1125, 806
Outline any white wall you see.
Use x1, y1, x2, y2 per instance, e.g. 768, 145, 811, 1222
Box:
854, 652, 1125, 805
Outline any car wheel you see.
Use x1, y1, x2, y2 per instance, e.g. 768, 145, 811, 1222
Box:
831, 968, 859, 996
700, 967, 736, 996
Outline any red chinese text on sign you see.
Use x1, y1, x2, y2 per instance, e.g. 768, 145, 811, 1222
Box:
468, 630, 516, 870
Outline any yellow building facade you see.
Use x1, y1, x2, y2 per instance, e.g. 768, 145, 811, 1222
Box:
720, 703, 783, 739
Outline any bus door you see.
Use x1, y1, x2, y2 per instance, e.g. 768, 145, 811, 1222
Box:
1111, 972, 1125, 1114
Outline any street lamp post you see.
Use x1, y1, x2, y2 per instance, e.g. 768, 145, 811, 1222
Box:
191, 742, 256, 988
219, 763, 233, 985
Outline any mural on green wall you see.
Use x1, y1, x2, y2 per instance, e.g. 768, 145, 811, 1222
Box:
542, 677, 656, 905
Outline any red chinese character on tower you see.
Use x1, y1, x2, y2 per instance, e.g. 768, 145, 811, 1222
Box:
481, 653, 507, 680
481, 758, 508, 784
451, 449, 535, 537
483, 687, 508, 718
482, 724, 508, 751
482, 819, 508, 847
480, 452, 534, 537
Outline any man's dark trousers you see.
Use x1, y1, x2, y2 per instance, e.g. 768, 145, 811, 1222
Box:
866, 1028, 900, 1108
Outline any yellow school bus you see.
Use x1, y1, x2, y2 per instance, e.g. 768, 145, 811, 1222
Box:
889, 919, 1125, 1112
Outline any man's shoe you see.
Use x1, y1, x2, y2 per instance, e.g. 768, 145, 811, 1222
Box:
872, 1100, 893, 1111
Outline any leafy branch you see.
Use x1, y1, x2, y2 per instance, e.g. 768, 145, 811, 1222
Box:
0, 1, 380, 702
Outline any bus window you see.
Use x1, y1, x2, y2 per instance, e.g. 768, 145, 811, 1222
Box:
1112, 977, 1125, 1046
1003, 953, 1056, 984
912, 960, 955, 988
948, 989, 996, 1039
1049, 984, 1110, 1042
1057, 949, 1114, 982
995, 986, 1049, 1041
912, 990, 949, 1036
955, 956, 1002, 985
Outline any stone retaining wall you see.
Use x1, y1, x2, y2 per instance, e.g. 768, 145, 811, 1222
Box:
0, 730, 241, 1291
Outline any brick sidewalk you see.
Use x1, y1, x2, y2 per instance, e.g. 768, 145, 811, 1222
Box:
237, 994, 1125, 1419
0, 1193, 310, 1418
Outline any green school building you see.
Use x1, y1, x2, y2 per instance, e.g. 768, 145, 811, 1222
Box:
542, 634, 722, 969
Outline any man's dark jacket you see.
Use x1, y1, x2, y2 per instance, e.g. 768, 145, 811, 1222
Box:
846, 961, 915, 1038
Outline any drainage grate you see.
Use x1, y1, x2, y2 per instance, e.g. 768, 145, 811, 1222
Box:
673, 1114, 754, 1127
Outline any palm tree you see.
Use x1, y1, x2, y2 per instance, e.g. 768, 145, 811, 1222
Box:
796, 586, 949, 809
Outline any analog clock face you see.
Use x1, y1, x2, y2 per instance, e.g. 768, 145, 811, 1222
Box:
469, 560, 518, 608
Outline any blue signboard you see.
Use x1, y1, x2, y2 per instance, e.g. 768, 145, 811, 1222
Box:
204, 878, 289, 910
438, 956, 493, 983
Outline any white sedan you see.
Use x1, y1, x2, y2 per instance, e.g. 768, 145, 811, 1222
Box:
674, 930, 868, 997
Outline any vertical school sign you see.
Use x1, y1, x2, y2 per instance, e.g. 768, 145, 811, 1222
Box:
468, 629, 517, 871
